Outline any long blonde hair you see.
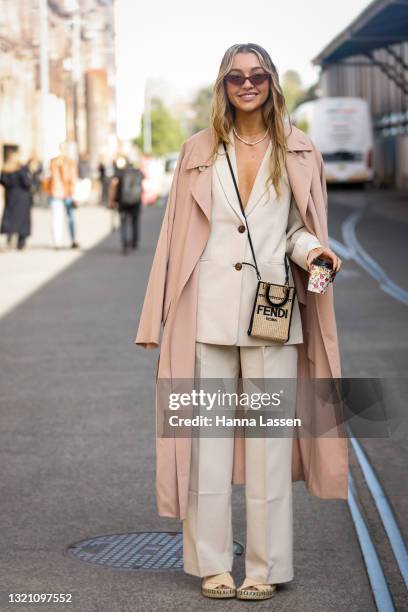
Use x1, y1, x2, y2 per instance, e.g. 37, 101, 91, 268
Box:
209, 43, 291, 197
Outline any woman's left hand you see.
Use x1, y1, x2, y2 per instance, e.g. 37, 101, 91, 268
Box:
306, 246, 342, 273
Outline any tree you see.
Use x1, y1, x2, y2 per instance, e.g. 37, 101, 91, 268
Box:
134, 98, 185, 156
282, 69, 319, 113
282, 70, 304, 113
190, 85, 213, 134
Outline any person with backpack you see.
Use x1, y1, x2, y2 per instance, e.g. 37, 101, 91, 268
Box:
109, 157, 144, 254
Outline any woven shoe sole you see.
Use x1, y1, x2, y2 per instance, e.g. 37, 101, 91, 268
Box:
201, 572, 236, 599
201, 585, 236, 599
236, 584, 276, 600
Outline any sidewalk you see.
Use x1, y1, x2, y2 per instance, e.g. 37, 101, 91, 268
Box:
0, 204, 116, 318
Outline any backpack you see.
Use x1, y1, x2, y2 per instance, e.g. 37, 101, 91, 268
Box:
118, 167, 142, 205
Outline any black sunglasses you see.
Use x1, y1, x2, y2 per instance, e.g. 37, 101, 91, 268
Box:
224, 72, 270, 87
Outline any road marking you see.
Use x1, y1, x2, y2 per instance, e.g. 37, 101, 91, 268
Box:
328, 211, 408, 305
335, 268, 361, 279
331, 212, 408, 605
328, 237, 353, 260
348, 471, 396, 611
349, 434, 408, 589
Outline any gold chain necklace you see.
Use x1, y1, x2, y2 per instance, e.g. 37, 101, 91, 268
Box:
233, 125, 269, 146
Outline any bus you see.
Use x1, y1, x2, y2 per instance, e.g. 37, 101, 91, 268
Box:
291, 97, 374, 185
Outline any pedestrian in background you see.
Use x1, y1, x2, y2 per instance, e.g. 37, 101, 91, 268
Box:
49, 143, 79, 249
27, 154, 43, 208
98, 160, 108, 206
109, 157, 144, 255
76, 153, 92, 206
0, 147, 33, 250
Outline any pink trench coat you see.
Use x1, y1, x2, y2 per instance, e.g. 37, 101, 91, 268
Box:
135, 124, 349, 520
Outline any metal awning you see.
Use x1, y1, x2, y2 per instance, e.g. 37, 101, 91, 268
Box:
312, 0, 408, 66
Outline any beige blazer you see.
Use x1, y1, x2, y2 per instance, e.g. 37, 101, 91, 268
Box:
196, 134, 323, 345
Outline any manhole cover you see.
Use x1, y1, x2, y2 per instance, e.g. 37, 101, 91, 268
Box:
66, 531, 244, 571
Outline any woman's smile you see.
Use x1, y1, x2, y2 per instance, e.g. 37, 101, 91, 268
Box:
239, 92, 258, 101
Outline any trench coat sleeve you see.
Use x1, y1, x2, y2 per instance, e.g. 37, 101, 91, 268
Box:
134, 142, 186, 349
286, 193, 324, 271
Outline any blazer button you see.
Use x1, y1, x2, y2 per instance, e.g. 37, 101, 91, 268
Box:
234, 262, 242, 271
238, 224, 246, 233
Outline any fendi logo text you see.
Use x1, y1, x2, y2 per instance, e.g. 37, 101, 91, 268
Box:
256, 305, 288, 318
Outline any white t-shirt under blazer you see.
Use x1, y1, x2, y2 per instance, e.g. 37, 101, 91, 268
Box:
195, 132, 323, 346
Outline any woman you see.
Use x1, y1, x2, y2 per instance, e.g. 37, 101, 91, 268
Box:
49, 144, 79, 249
0, 149, 33, 250
135, 43, 348, 600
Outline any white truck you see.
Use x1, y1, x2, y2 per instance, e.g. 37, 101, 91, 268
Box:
291, 97, 374, 185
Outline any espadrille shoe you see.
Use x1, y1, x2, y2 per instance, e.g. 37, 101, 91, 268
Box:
201, 571, 236, 599
236, 578, 277, 600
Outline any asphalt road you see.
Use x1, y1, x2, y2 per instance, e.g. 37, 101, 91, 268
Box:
0, 189, 406, 612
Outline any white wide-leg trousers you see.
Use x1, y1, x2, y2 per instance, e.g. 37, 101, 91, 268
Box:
182, 341, 298, 584
49, 197, 65, 247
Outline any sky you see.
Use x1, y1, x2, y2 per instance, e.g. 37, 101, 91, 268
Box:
114, 0, 373, 140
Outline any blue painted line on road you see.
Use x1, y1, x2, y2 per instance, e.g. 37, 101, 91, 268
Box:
341, 211, 408, 305
348, 472, 396, 611
349, 433, 408, 588
329, 237, 353, 260
331, 209, 407, 606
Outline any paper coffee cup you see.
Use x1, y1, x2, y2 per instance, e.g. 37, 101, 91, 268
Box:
308, 257, 335, 294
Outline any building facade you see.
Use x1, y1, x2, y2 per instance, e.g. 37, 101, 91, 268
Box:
0, 0, 117, 173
